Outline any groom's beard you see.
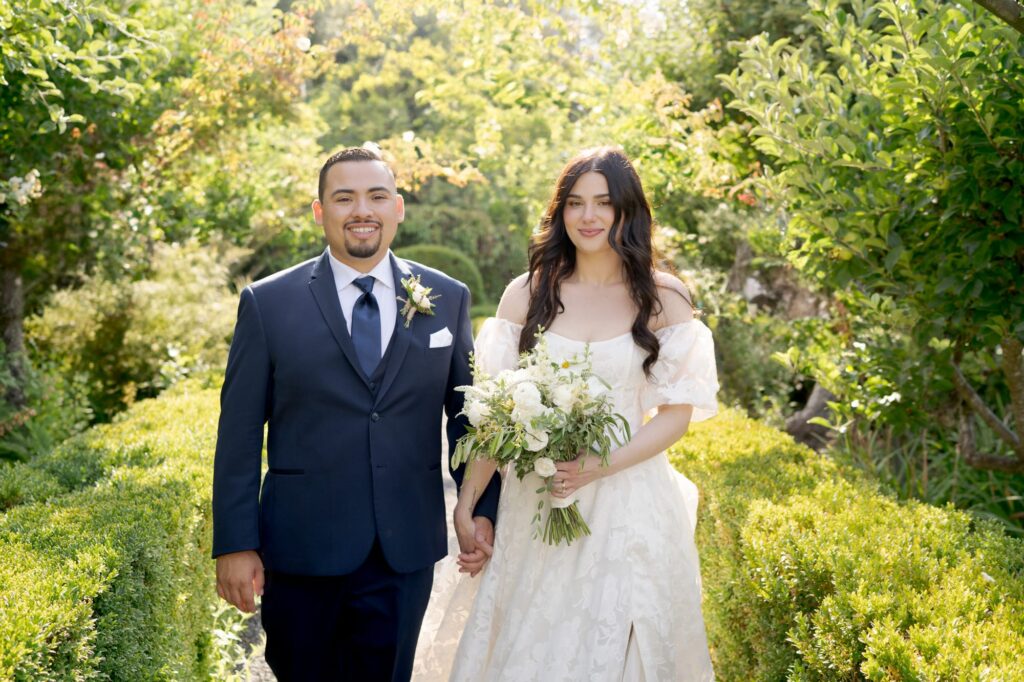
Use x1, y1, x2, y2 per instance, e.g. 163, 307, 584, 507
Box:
343, 221, 383, 259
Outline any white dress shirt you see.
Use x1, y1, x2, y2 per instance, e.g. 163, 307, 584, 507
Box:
327, 248, 397, 357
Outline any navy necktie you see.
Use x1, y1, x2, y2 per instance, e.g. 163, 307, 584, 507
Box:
351, 275, 381, 376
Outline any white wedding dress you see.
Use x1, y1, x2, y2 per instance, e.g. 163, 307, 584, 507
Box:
415, 317, 719, 681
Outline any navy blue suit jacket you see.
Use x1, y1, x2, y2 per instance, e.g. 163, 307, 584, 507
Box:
212, 250, 500, 575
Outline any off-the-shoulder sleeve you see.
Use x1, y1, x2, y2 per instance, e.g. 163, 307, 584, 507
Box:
642, 320, 720, 422
473, 317, 523, 377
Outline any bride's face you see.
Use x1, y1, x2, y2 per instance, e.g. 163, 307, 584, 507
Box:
563, 171, 616, 256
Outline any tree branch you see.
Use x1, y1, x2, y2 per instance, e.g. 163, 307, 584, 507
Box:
957, 404, 1024, 473
951, 349, 1024, 472
1004, 336, 1024, 442
972, 0, 1024, 35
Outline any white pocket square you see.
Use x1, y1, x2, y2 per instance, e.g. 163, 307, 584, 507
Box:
429, 327, 454, 348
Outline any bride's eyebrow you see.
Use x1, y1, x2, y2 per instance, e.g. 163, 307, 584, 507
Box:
567, 193, 610, 199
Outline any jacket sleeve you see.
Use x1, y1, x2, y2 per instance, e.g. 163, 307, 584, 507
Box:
445, 284, 501, 524
212, 286, 271, 557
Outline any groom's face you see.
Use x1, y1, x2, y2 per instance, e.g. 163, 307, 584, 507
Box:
313, 160, 404, 269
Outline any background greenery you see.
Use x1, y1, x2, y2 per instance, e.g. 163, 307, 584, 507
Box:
1, 0, 1022, 678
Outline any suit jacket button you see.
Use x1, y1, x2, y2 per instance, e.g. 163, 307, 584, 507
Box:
371, 412, 380, 422
369, 381, 377, 390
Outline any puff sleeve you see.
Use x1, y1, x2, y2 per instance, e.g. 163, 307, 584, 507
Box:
642, 321, 720, 422
473, 317, 523, 377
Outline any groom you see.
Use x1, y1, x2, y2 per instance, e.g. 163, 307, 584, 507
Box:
212, 146, 500, 681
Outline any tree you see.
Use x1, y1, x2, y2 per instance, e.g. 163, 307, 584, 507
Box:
721, 0, 1024, 471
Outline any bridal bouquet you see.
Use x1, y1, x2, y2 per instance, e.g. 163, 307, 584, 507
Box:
453, 334, 630, 546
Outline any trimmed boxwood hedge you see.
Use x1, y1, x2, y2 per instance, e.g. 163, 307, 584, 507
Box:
672, 409, 1024, 680
395, 244, 487, 305
3, 387, 1022, 679
0, 383, 221, 680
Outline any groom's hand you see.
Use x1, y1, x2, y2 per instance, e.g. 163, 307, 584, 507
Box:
216, 550, 264, 613
457, 516, 494, 578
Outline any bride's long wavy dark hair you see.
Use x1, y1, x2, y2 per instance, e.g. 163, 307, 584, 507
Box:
520, 147, 662, 376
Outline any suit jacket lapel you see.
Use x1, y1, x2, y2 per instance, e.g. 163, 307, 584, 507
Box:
308, 251, 372, 388
374, 254, 415, 404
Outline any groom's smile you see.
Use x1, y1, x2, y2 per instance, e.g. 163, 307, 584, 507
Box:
313, 158, 405, 272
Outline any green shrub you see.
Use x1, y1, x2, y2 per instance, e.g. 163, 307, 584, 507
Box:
0, 383, 223, 679
395, 244, 487, 306
0, 349, 93, 463
26, 241, 238, 421
673, 410, 1024, 680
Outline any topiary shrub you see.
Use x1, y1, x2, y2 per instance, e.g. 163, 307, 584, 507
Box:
672, 410, 1024, 680
395, 244, 487, 306
0, 383, 223, 679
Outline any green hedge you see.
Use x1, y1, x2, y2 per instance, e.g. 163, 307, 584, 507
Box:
0, 383, 222, 680
395, 244, 487, 305
672, 410, 1024, 680
4, 387, 1021, 679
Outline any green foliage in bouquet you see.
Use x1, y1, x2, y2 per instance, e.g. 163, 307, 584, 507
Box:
453, 334, 630, 545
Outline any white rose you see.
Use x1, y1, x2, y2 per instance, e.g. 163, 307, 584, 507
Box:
511, 381, 545, 424
465, 399, 490, 427
509, 368, 534, 385
533, 456, 556, 477
412, 287, 431, 308
551, 384, 576, 413
524, 428, 549, 452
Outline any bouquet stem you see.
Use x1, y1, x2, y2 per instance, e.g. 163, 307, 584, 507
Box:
543, 501, 591, 545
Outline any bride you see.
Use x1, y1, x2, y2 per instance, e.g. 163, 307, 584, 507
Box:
420, 146, 718, 681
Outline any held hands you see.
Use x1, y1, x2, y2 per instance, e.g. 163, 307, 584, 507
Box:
216, 550, 264, 613
454, 508, 494, 577
551, 450, 610, 499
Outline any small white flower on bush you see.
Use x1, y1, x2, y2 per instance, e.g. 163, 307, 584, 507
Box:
878, 391, 902, 406
533, 456, 556, 477
3, 169, 43, 209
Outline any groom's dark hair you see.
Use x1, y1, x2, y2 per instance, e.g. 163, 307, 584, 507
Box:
318, 146, 396, 201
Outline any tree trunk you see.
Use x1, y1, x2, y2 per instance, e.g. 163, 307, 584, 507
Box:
972, 0, 1024, 34
785, 383, 835, 449
0, 262, 26, 408
951, 337, 1024, 473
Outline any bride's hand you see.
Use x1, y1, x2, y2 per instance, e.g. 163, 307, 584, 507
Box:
454, 508, 493, 577
551, 450, 608, 498
454, 504, 477, 555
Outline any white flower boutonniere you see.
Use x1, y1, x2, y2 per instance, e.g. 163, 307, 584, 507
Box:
397, 275, 440, 328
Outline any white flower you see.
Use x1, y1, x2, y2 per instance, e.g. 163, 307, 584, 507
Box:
508, 368, 534, 385
585, 376, 607, 400
511, 381, 545, 424
465, 399, 491, 427
295, 36, 312, 51
398, 275, 438, 327
402, 130, 416, 142
412, 287, 431, 309
878, 391, 902, 406
533, 456, 556, 477
551, 384, 576, 413
524, 428, 549, 452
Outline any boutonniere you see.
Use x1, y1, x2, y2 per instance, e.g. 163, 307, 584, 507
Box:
397, 275, 440, 328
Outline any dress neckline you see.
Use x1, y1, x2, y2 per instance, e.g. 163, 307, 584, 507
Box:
487, 317, 700, 344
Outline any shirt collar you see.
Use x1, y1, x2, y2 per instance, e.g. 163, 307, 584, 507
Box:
326, 248, 395, 293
